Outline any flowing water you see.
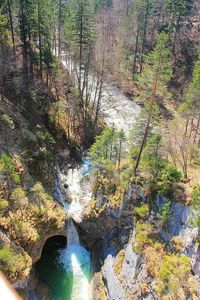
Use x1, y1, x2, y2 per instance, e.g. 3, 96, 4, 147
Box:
36, 160, 93, 300
36, 56, 140, 300
36, 219, 91, 300
58, 219, 91, 300
61, 53, 140, 134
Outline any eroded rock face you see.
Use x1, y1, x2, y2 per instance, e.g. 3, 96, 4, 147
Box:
6, 226, 68, 295
30, 229, 67, 264
102, 254, 125, 300
79, 185, 142, 239
0, 231, 32, 300
101, 245, 146, 300
92, 194, 200, 300
158, 200, 200, 277
99, 238, 154, 300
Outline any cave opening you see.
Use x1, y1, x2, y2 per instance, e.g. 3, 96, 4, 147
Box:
35, 235, 68, 300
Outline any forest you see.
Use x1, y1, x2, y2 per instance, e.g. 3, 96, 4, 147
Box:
0, 0, 200, 299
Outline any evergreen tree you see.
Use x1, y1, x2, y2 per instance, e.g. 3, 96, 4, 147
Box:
72, 0, 96, 94
134, 33, 172, 175
0, 12, 11, 99
179, 56, 200, 142
130, 0, 154, 75
89, 126, 126, 170
166, 0, 186, 56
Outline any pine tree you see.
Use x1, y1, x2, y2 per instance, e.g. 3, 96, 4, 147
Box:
179, 56, 200, 145
130, 0, 154, 75
166, 0, 186, 56
89, 126, 125, 169
134, 33, 172, 175
0, 0, 16, 49
72, 0, 96, 94
0, 13, 11, 100
36, 0, 54, 78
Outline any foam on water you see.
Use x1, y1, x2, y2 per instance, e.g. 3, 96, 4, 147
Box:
58, 220, 91, 300
58, 245, 91, 300
61, 53, 140, 135
65, 160, 93, 221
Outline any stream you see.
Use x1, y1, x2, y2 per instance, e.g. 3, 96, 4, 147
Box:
36, 57, 140, 300
62, 54, 140, 134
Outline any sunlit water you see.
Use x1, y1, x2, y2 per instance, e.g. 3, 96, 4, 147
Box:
61, 53, 140, 135
65, 160, 94, 221
36, 220, 91, 300
58, 220, 91, 300
36, 160, 94, 300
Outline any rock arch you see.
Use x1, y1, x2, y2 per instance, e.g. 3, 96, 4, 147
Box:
32, 230, 67, 264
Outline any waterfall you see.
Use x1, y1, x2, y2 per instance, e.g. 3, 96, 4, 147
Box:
67, 219, 80, 246
64, 160, 93, 222
52, 159, 93, 298
58, 219, 91, 300
53, 159, 93, 299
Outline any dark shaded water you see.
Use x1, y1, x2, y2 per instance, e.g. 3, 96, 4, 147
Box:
36, 236, 70, 300
36, 235, 91, 300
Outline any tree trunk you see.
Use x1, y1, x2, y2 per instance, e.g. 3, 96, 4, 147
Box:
184, 115, 190, 137
118, 138, 122, 172
193, 115, 200, 144
58, 0, 62, 57
37, 0, 43, 79
134, 56, 161, 176
172, 14, 181, 59
79, 6, 83, 94
7, 0, 15, 50
20, 0, 28, 72
132, 22, 140, 77
139, 0, 150, 73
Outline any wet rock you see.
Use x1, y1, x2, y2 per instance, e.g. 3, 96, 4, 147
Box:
60, 149, 70, 160
66, 194, 73, 203
13, 277, 29, 290
64, 183, 68, 189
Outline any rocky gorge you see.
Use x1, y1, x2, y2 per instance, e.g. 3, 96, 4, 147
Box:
0, 59, 199, 299
27, 76, 200, 299
0, 0, 200, 297
0, 57, 200, 299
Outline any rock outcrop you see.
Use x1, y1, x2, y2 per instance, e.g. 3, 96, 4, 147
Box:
79, 185, 142, 239
91, 193, 200, 300
158, 200, 200, 277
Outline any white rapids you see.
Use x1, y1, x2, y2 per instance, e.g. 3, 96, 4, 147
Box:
61, 53, 140, 135
58, 219, 91, 300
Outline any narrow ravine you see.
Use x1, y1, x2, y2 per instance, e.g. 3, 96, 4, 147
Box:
1, 2, 200, 299
40, 56, 141, 300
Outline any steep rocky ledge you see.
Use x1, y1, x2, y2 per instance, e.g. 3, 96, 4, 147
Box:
13, 229, 68, 289
0, 92, 70, 297
74, 181, 200, 300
